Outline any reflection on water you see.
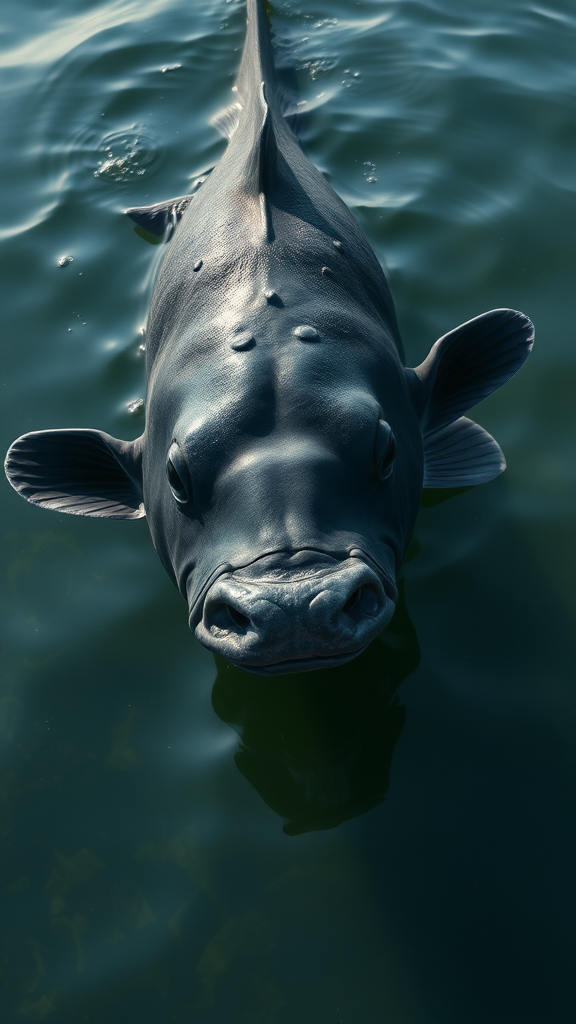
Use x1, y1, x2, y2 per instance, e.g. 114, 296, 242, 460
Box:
213, 585, 419, 835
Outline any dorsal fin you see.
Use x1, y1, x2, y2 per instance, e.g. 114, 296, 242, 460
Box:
245, 81, 278, 242
255, 83, 275, 195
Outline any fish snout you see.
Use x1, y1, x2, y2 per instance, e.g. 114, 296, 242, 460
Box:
194, 559, 395, 673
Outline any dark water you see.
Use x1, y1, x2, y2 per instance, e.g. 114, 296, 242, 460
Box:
1, 0, 574, 1020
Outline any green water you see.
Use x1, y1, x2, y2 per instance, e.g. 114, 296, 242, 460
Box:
1, 0, 574, 1020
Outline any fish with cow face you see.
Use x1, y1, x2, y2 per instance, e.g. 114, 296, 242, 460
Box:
4, 0, 533, 675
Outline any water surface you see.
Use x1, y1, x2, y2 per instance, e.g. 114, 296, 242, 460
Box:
1, 0, 574, 1021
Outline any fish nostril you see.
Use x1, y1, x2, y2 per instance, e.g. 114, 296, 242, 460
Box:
342, 585, 380, 621
343, 587, 363, 614
226, 604, 251, 629
209, 602, 251, 633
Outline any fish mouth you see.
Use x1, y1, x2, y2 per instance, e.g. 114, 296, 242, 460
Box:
223, 645, 369, 676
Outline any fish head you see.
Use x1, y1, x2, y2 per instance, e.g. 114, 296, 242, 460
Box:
141, 315, 423, 674
4, 304, 532, 675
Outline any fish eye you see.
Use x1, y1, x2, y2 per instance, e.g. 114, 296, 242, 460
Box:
374, 418, 396, 481
166, 441, 192, 505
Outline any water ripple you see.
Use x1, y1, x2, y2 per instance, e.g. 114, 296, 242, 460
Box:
94, 126, 164, 183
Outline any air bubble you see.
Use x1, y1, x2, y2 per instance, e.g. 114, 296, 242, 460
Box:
95, 128, 163, 184
363, 161, 378, 185
296, 57, 337, 81
341, 68, 361, 89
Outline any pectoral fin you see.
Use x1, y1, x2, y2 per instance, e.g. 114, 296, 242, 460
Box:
409, 308, 533, 487
4, 429, 144, 519
126, 171, 211, 241
413, 308, 534, 433
423, 416, 505, 488
126, 194, 193, 241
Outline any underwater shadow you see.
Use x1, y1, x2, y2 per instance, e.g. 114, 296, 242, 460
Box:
212, 583, 420, 835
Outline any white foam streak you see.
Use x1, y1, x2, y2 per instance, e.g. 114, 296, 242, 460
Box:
0, 0, 173, 68
0, 199, 58, 241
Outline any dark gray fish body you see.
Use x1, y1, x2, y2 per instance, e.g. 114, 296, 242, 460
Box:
5, 0, 533, 674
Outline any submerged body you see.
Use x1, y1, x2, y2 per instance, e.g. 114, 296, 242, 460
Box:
4, 0, 533, 673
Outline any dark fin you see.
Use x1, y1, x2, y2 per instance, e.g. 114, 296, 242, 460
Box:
413, 309, 534, 433
4, 429, 144, 519
423, 416, 505, 488
126, 194, 193, 241
126, 173, 210, 241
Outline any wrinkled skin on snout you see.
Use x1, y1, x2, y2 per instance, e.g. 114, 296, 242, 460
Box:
197, 553, 393, 674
